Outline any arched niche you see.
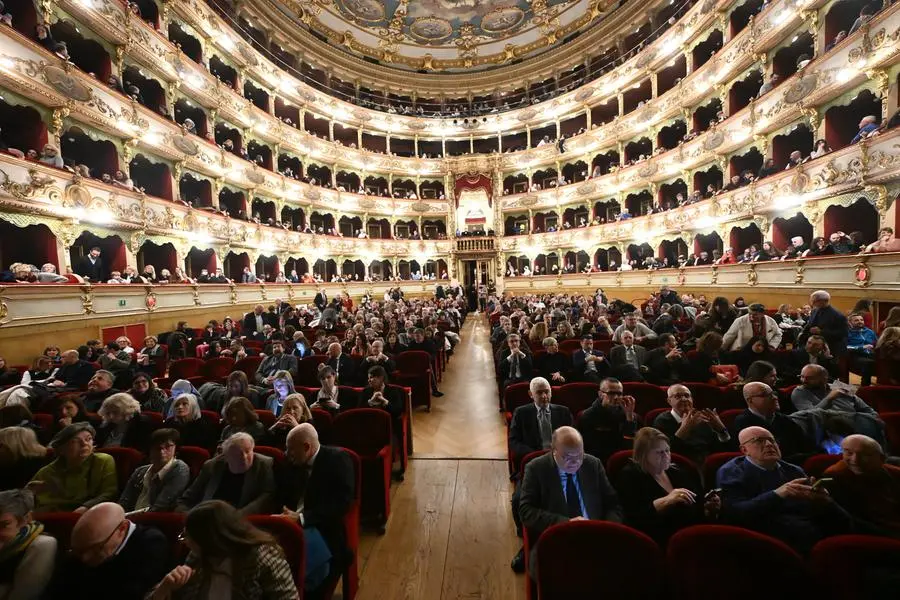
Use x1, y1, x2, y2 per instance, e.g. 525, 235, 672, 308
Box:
137, 240, 177, 273
0, 220, 58, 271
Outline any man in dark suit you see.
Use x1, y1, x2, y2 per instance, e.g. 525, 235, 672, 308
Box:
325, 342, 356, 386
176, 432, 275, 515
5, 349, 98, 411
52, 502, 170, 600
734, 382, 813, 461
499, 333, 533, 389
571, 335, 609, 382
787, 335, 838, 382
519, 426, 623, 576
609, 330, 648, 382
653, 384, 732, 464
799, 290, 848, 356
406, 328, 444, 397
717, 425, 850, 552
509, 377, 573, 572
644, 333, 684, 385
359, 365, 405, 478
314, 289, 328, 311
241, 304, 272, 340
576, 377, 640, 462
280, 423, 355, 592
658, 285, 680, 306
254, 340, 299, 386
74, 246, 104, 283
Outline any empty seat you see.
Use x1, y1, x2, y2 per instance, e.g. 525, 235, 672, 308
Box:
622, 382, 668, 415
556, 382, 599, 416
393, 351, 432, 411
802, 454, 842, 478
810, 534, 900, 600
333, 409, 392, 529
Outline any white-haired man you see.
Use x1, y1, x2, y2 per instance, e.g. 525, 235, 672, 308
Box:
176, 432, 275, 515
800, 290, 847, 354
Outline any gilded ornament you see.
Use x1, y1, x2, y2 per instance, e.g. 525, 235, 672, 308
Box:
0, 169, 55, 200
794, 261, 806, 285
853, 263, 871, 288
80, 285, 95, 315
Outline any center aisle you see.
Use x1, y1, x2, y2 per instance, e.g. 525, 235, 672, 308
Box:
354, 314, 526, 600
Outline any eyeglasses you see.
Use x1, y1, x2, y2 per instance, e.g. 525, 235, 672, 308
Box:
670, 393, 692, 399
742, 436, 777, 447
602, 390, 623, 397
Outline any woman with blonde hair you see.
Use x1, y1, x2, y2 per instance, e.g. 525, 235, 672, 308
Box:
883, 306, 900, 331
0, 427, 50, 490
266, 370, 296, 416
116, 336, 134, 355
528, 321, 548, 346
94, 392, 152, 450
614, 427, 717, 544
267, 393, 312, 449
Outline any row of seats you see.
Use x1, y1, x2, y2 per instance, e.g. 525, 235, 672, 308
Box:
34, 445, 363, 600
528, 521, 900, 600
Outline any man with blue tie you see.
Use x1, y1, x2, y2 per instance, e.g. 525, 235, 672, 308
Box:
519, 426, 623, 577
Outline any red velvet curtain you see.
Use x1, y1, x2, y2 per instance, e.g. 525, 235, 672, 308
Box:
454, 173, 492, 207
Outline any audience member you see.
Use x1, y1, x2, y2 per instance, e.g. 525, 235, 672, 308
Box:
94, 392, 153, 450
846, 312, 877, 385
219, 397, 267, 444
0, 489, 57, 600
519, 426, 622, 576
266, 393, 312, 449
118, 428, 190, 512
0, 426, 50, 490
736, 382, 811, 460
800, 290, 848, 356
29, 423, 117, 512
643, 334, 684, 385
52, 502, 169, 600
612, 313, 656, 343
535, 337, 568, 384
722, 303, 782, 352
254, 341, 298, 386
164, 393, 217, 450
790, 365, 877, 415
614, 427, 718, 543
717, 426, 850, 552
576, 378, 640, 462
499, 334, 533, 389
609, 330, 647, 382
652, 384, 731, 464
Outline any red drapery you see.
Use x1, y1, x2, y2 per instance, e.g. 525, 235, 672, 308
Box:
454, 172, 492, 207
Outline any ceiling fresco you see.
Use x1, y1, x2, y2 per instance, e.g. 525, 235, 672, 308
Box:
279, 0, 614, 71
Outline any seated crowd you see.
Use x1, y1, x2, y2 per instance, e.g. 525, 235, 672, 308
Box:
0, 287, 465, 599
491, 287, 900, 578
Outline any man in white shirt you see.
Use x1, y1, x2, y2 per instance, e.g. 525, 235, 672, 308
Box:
722, 303, 782, 351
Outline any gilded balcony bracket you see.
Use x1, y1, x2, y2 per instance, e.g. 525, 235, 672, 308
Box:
794, 260, 806, 285
80, 285, 95, 315
0, 169, 55, 201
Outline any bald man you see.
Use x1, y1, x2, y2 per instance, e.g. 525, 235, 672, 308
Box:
823, 434, 900, 537
716, 426, 850, 552
50, 502, 169, 600
519, 426, 622, 576
791, 364, 876, 415
326, 342, 355, 385
278, 423, 355, 590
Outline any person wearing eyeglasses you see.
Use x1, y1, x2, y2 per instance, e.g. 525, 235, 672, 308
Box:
118, 429, 190, 513
576, 377, 641, 462
49, 502, 169, 600
716, 426, 851, 553
735, 382, 812, 461
652, 385, 731, 465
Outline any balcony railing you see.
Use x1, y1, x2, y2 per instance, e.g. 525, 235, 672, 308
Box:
456, 237, 496, 253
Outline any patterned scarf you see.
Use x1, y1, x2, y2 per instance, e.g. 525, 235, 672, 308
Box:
0, 522, 44, 562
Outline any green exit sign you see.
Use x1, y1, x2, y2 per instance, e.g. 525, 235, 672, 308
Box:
118, 299, 127, 307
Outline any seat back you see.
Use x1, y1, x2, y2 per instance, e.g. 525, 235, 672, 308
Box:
33, 512, 81, 549
558, 339, 583, 355
297, 355, 329, 386
169, 358, 205, 381
255, 446, 286, 466
668, 525, 810, 599
99, 447, 146, 491
605, 450, 698, 484
177, 445, 211, 479
622, 382, 668, 415
810, 535, 900, 600
255, 409, 277, 428
310, 408, 334, 444
719, 408, 744, 433
130, 512, 187, 562
857, 385, 900, 413
333, 409, 392, 456
200, 357, 236, 381
394, 351, 432, 373
536, 521, 664, 600
643, 407, 669, 425
556, 382, 599, 416
503, 382, 533, 415
233, 356, 263, 381
247, 516, 306, 591
802, 454, 842, 478
882, 412, 900, 454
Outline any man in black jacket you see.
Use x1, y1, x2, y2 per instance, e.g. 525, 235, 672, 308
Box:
241, 304, 275, 340
576, 377, 640, 462
519, 426, 623, 576
280, 423, 355, 592
3, 349, 98, 411
326, 342, 356, 386
359, 365, 405, 478
254, 340, 299, 386
652, 384, 732, 464
734, 381, 813, 462
53, 502, 169, 600
406, 328, 443, 396
799, 290, 848, 356
74, 246, 104, 283
498, 333, 533, 389
644, 333, 684, 385
571, 335, 609, 382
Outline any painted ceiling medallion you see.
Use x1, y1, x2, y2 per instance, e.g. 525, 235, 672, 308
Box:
409, 17, 454, 42
342, 0, 386, 23
481, 7, 526, 33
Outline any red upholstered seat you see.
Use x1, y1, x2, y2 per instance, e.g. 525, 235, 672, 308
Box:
702, 452, 742, 489
99, 447, 146, 492
233, 356, 263, 382
393, 351, 432, 411
719, 408, 744, 433
685, 382, 742, 410
536, 521, 664, 600
200, 356, 236, 383
130, 512, 187, 562
643, 407, 669, 426
255, 445, 286, 466
247, 515, 306, 595
297, 355, 329, 387
810, 535, 900, 600
315, 447, 362, 600
558, 339, 583, 355
802, 454, 842, 478
255, 409, 277, 428
622, 382, 668, 415
856, 385, 900, 413
556, 382, 598, 416
33, 512, 80, 548
882, 412, 900, 454
177, 445, 211, 479
333, 409, 392, 528
310, 408, 334, 445
503, 381, 532, 417
668, 525, 811, 600
200, 410, 222, 428
143, 411, 164, 427
518, 449, 548, 600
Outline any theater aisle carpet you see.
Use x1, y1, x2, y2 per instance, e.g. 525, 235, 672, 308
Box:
352, 314, 525, 600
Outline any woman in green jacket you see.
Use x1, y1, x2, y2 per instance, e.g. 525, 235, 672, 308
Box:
28, 422, 117, 513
